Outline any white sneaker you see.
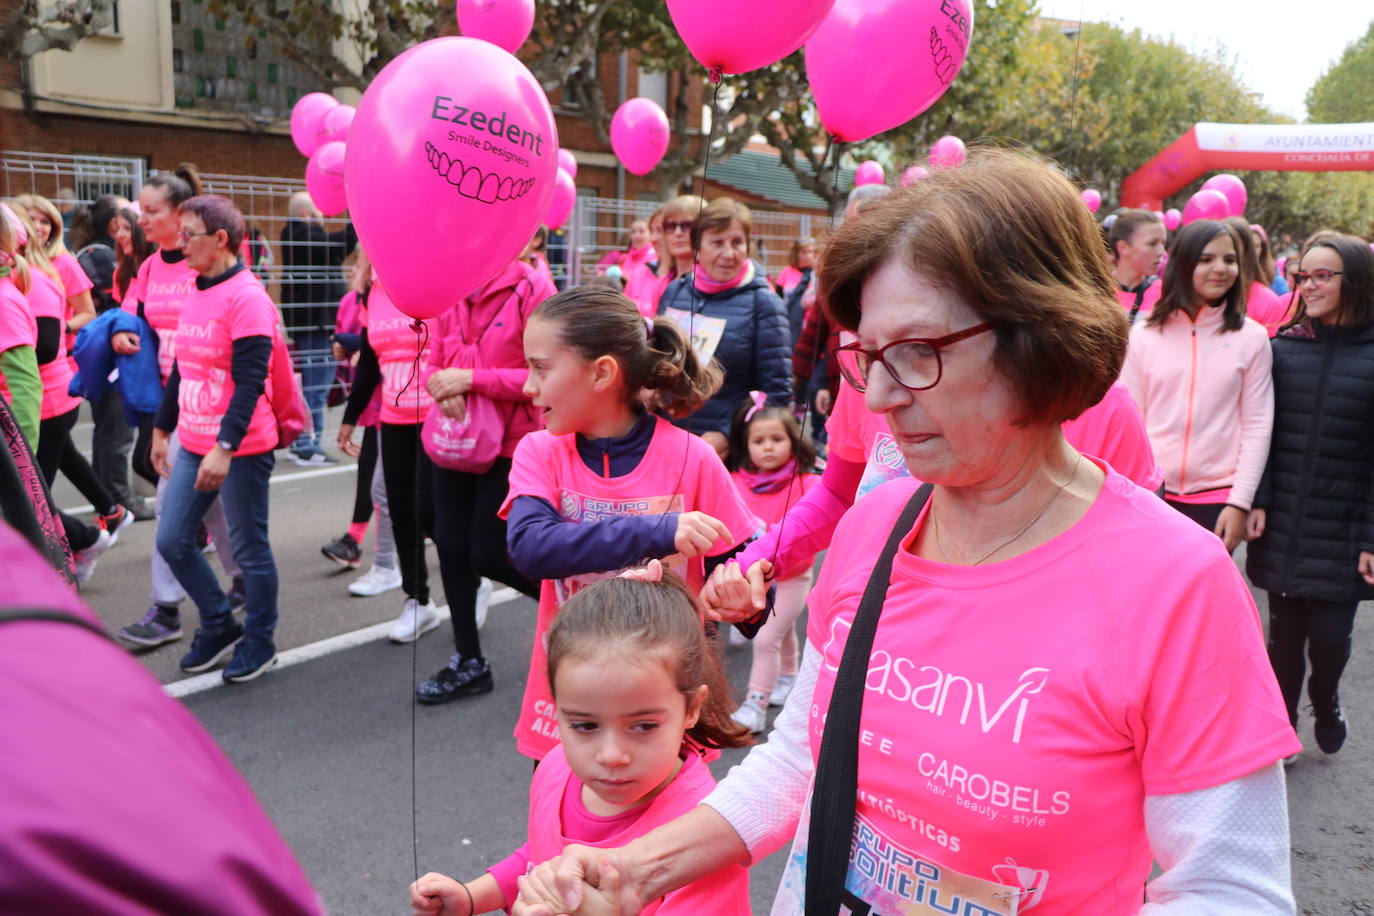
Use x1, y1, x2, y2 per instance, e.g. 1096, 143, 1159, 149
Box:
731, 695, 768, 735
728, 626, 748, 647
388, 598, 441, 643
770, 674, 797, 707
73, 529, 114, 588
349, 564, 403, 597
475, 578, 493, 630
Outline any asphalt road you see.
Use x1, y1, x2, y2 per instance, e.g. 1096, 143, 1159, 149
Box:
56, 417, 1374, 915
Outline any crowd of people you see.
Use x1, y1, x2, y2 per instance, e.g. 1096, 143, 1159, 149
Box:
3, 147, 1373, 914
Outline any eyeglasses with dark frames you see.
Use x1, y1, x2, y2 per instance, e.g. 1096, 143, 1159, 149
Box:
1293, 269, 1343, 286
835, 323, 993, 393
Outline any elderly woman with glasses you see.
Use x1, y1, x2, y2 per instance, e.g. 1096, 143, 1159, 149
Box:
514, 151, 1298, 916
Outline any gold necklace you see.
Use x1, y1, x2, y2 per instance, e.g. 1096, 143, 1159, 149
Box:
932, 452, 1083, 566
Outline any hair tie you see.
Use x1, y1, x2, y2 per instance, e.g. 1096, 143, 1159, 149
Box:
0, 250, 13, 269
744, 390, 767, 423
618, 559, 664, 583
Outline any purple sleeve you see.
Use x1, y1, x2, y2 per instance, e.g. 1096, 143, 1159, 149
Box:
733, 455, 863, 573
506, 494, 680, 580
487, 844, 530, 911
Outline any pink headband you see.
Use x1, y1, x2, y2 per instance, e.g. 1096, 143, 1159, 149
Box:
0, 203, 28, 249
618, 559, 664, 583
744, 390, 767, 423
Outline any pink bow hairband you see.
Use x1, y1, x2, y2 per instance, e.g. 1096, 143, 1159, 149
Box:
618, 558, 664, 583
744, 390, 767, 422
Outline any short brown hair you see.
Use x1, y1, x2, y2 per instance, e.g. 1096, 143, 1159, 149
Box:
1107, 208, 1163, 262
691, 197, 752, 251
820, 149, 1127, 426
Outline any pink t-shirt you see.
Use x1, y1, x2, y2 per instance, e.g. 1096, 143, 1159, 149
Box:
335, 290, 380, 428
365, 282, 435, 426
174, 270, 280, 457
51, 252, 94, 300
0, 277, 38, 406
1114, 279, 1161, 318
26, 270, 82, 419
124, 249, 198, 384
518, 746, 751, 915
731, 468, 821, 580
499, 418, 761, 760
777, 468, 1299, 914
1246, 281, 1292, 337
624, 266, 672, 318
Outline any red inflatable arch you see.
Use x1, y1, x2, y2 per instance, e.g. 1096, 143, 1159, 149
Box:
1121, 121, 1374, 211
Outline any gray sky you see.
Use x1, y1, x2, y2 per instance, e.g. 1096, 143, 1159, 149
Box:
1037, 1, 1372, 121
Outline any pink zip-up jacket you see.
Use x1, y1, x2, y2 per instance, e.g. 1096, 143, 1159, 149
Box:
424, 258, 556, 457
1120, 304, 1273, 509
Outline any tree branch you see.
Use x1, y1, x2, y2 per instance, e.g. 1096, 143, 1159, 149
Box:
4, 0, 115, 58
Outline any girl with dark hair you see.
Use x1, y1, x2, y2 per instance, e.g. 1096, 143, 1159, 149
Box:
501, 287, 759, 761
409, 563, 751, 915
1221, 215, 1288, 335
1108, 209, 1166, 320
1246, 234, 1374, 757
1122, 219, 1273, 550
111, 207, 155, 302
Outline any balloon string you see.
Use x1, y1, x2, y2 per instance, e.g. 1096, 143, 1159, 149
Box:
403, 317, 427, 887
1066, 0, 1086, 176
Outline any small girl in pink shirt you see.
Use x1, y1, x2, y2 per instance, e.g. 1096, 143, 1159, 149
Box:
725, 392, 819, 734
409, 563, 752, 916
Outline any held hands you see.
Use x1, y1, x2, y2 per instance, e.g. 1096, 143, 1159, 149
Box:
514, 850, 641, 916
337, 423, 361, 458
1360, 551, 1374, 586
428, 368, 474, 401
673, 511, 731, 559
701, 558, 773, 622
150, 429, 171, 479
1213, 506, 1246, 553
409, 873, 472, 916
111, 331, 141, 355
194, 445, 232, 492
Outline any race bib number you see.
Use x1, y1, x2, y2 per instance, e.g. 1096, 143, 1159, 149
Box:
661, 307, 727, 363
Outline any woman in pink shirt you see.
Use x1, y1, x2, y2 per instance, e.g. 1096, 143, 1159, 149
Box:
515, 151, 1297, 916
1108, 208, 1165, 321
15, 193, 96, 337
1121, 219, 1274, 552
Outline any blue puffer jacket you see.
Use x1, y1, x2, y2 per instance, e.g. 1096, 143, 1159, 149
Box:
658, 265, 791, 436
68, 308, 164, 423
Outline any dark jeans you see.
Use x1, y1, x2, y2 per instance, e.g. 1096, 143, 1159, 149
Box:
37, 407, 113, 551
430, 457, 540, 659
291, 329, 334, 454
156, 446, 277, 640
90, 390, 133, 504
380, 422, 432, 604
1267, 593, 1358, 723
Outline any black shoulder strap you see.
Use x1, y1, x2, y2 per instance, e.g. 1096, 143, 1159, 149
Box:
1128, 276, 1154, 324
0, 606, 112, 641
806, 483, 933, 915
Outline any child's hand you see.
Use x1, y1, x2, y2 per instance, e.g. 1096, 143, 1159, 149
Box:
674, 511, 731, 558
410, 872, 471, 916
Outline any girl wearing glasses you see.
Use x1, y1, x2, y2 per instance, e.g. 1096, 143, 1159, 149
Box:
624, 196, 703, 318
1120, 219, 1274, 553
1245, 234, 1374, 758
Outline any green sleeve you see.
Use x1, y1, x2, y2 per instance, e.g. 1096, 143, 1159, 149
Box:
0, 345, 42, 449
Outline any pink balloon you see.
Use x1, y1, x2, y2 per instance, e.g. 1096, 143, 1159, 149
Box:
1181, 189, 1230, 225
290, 92, 339, 158
854, 161, 885, 186
455, 0, 535, 54
1201, 173, 1247, 217
899, 165, 929, 187
318, 104, 355, 145
1164, 208, 1182, 231
806, 0, 973, 143
928, 135, 966, 169
1081, 189, 1102, 213
305, 142, 349, 217
545, 168, 576, 231
666, 0, 836, 75
610, 98, 670, 176
344, 37, 559, 321
557, 149, 578, 179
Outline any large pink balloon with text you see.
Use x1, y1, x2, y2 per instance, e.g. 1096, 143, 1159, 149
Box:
665, 0, 836, 75
345, 38, 559, 320
610, 98, 670, 176
806, 0, 974, 142
456, 0, 535, 54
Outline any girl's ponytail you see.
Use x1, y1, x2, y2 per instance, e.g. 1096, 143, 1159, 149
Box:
175, 162, 205, 198
644, 316, 722, 418
145, 161, 204, 207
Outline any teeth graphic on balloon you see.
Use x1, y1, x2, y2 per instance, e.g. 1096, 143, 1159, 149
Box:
423, 141, 532, 204
929, 27, 957, 84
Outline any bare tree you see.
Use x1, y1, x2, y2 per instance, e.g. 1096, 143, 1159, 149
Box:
1, 0, 116, 57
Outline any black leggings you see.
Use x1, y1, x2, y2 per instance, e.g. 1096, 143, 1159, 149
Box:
1267, 593, 1359, 723
353, 426, 378, 525
132, 414, 158, 487
430, 458, 539, 660
380, 422, 433, 604
1164, 499, 1223, 531
37, 408, 115, 551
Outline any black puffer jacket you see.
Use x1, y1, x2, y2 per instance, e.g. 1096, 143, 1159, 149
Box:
658, 266, 791, 436
1246, 319, 1374, 603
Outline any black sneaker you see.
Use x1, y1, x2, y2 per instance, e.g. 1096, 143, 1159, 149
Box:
223, 634, 279, 683
118, 605, 183, 647
227, 576, 247, 612
416, 654, 493, 705
1314, 705, 1348, 754
179, 622, 244, 673
321, 533, 362, 569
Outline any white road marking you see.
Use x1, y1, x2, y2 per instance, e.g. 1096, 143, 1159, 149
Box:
164, 587, 520, 699
61, 463, 358, 515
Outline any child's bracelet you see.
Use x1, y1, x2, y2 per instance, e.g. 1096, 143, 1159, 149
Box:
460, 881, 475, 915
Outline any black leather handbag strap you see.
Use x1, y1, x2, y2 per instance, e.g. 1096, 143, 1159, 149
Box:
0, 606, 112, 641
805, 483, 933, 915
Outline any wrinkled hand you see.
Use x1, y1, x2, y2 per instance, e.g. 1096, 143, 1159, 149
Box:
111, 331, 141, 355
150, 430, 171, 479
337, 423, 361, 458
194, 445, 232, 492
428, 368, 474, 401
1214, 505, 1246, 553
1245, 508, 1266, 542
701, 558, 773, 621
438, 395, 467, 422
514, 850, 643, 916
674, 511, 732, 559
1360, 551, 1374, 586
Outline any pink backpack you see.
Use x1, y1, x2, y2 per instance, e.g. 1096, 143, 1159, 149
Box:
268, 327, 308, 449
